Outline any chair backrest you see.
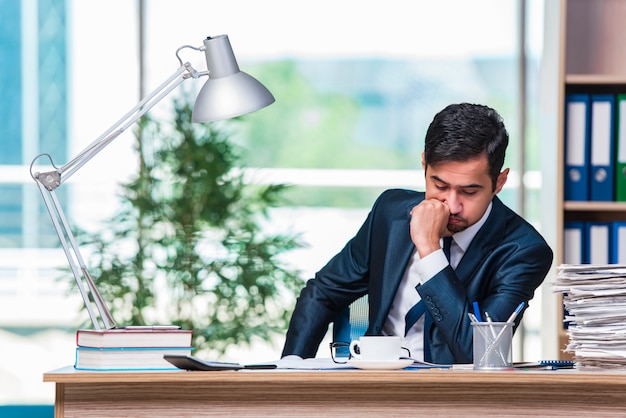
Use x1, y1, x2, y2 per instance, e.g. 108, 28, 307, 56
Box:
332, 295, 369, 343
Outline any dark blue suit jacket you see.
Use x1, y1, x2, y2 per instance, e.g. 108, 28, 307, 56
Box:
282, 189, 553, 364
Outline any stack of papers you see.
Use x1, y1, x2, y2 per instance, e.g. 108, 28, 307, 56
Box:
553, 264, 626, 369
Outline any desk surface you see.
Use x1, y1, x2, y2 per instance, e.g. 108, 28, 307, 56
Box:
44, 366, 626, 417
43, 364, 626, 385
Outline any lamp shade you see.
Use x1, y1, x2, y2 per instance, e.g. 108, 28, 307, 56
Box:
192, 35, 275, 122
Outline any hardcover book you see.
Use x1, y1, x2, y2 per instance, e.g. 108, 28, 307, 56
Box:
76, 327, 193, 348
74, 346, 193, 370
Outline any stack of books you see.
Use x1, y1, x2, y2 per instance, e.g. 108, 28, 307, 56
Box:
553, 264, 626, 369
74, 326, 193, 371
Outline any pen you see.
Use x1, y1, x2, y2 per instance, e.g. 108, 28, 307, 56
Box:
484, 312, 498, 336
506, 301, 526, 323
472, 301, 482, 322
469, 313, 493, 349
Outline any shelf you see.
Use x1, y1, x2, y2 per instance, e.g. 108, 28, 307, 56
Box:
555, 0, 626, 361
564, 201, 626, 212
563, 202, 626, 223
566, 74, 626, 85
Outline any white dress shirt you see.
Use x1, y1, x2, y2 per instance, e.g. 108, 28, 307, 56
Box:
382, 202, 493, 360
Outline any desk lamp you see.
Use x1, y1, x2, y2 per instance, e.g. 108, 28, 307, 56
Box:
29, 35, 275, 330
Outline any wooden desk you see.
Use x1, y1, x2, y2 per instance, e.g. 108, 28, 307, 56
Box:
44, 366, 626, 417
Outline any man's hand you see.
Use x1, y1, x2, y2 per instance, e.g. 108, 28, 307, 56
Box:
409, 199, 452, 258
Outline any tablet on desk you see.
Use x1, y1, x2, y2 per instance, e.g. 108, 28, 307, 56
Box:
164, 354, 277, 371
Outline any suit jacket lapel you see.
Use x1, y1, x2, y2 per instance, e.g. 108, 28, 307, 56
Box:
454, 197, 507, 281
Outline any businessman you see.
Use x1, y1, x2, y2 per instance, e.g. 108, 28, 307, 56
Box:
282, 103, 553, 364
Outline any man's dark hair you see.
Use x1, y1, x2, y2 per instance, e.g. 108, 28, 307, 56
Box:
423, 103, 509, 191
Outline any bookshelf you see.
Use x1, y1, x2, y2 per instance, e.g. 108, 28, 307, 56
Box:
556, 0, 626, 357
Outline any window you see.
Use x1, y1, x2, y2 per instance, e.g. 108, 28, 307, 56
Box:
1, 0, 546, 404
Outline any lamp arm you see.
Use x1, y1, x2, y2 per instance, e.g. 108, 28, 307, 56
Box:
30, 169, 114, 329
62, 62, 201, 183
30, 61, 205, 330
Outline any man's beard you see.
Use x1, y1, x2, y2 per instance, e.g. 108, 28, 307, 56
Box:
447, 216, 466, 233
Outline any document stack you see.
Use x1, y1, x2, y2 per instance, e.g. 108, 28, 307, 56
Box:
74, 326, 193, 370
553, 264, 626, 369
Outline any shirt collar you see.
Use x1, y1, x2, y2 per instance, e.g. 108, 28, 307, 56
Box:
450, 201, 493, 253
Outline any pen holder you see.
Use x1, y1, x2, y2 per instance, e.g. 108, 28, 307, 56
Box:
471, 321, 514, 370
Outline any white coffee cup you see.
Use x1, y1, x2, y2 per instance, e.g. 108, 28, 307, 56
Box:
349, 336, 403, 361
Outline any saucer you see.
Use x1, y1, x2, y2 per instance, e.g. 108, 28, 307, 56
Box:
347, 358, 414, 370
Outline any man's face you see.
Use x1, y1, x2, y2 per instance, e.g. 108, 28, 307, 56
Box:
422, 153, 508, 233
